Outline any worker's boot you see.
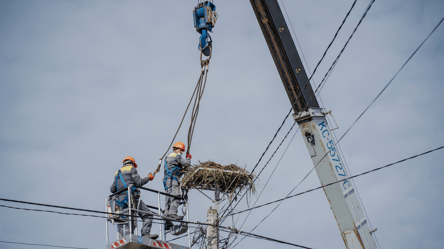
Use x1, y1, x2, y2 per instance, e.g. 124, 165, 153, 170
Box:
143, 234, 159, 240
165, 220, 173, 231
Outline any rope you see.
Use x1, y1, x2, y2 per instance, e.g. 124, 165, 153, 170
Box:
153, 49, 212, 176
187, 55, 210, 154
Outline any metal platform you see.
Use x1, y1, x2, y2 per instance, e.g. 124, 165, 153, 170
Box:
106, 186, 191, 249
107, 235, 189, 249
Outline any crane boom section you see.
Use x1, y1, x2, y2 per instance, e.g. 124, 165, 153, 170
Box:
250, 1, 378, 248
250, 0, 319, 113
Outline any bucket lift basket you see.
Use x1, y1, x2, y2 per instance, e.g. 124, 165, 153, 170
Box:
105, 186, 191, 249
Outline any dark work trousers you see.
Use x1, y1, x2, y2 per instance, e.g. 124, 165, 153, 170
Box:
117, 198, 155, 238
164, 178, 181, 216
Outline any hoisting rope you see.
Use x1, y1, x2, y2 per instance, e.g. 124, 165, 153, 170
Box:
187, 49, 211, 155
152, 1, 217, 176
152, 50, 212, 177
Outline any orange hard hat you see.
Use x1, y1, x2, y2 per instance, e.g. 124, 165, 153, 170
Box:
172, 142, 185, 151
123, 156, 138, 168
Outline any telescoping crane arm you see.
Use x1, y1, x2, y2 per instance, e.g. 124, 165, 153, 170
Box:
249, 1, 378, 249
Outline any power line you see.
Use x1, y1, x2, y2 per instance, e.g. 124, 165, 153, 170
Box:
231, 11, 444, 226
225, 2, 350, 246
229, 145, 444, 216
226, 1, 362, 244
225, 128, 299, 248
220, 122, 298, 219
234, 1, 378, 242
237, 230, 312, 249
218, 109, 294, 218
0, 196, 207, 228
0, 203, 209, 231
0, 240, 88, 249
0, 198, 313, 248
284, 0, 358, 86
313, 0, 375, 94
230, 128, 300, 248
328, 121, 382, 248
335, 15, 444, 142
167, 232, 194, 242
0, 204, 108, 219
221, 0, 370, 219
288, 14, 444, 203
196, 188, 213, 201
0, 198, 109, 216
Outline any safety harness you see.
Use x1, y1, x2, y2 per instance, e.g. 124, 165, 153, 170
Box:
115, 169, 138, 209
163, 155, 181, 191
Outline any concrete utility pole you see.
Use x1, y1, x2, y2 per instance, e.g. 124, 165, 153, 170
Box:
206, 207, 218, 249
249, 0, 378, 248
206, 186, 220, 249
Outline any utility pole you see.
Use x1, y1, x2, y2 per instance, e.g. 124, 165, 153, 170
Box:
207, 186, 220, 249
249, 0, 378, 248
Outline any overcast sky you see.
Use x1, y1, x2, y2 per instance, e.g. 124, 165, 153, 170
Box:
1, 0, 443, 249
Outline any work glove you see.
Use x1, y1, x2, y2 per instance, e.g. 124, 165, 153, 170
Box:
186, 154, 192, 159
148, 173, 154, 181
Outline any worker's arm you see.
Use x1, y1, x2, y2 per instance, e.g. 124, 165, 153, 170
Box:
131, 167, 150, 187
178, 154, 191, 168
110, 178, 117, 193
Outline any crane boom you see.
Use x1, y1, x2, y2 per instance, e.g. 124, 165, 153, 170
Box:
249, 1, 378, 248
250, 0, 319, 113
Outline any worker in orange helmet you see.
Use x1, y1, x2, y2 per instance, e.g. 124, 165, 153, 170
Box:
163, 142, 191, 220
110, 156, 158, 239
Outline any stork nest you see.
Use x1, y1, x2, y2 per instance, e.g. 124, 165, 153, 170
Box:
180, 161, 256, 200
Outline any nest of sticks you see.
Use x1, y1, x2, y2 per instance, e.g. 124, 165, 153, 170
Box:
180, 161, 256, 200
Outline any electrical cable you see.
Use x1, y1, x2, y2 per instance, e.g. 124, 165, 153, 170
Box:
196, 188, 213, 201
233, 2, 379, 246
218, 107, 294, 218
230, 11, 444, 225
0, 204, 110, 220
0, 240, 88, 249
167, 231, 196, 242
225, 0, 354, 240
0, 197, 314, 248
235, 230, 312, 249
227, 127, 300, 248
328, 123, 381, 248
0, 199, 198, 229
220, 0, 370, 219
220, 123, 298, 220
220, 122, 298, 220
0, 199, 314, 248
0, 204, 195, 228
313, 0, 375, 94
0, 198, 113, 216
229, 145, 444, 216
282, 0, 357, 86
334, 15, 444, 142
286, 15, 444, 207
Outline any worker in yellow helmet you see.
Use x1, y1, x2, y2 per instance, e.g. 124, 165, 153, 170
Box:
110, 156, 158, 239
163, 142, 191, 220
